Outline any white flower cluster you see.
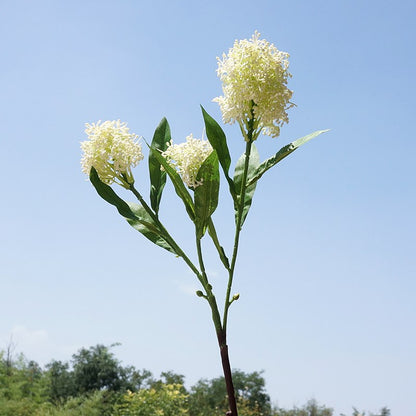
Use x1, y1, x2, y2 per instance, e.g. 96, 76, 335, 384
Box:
162, 134, 213, 189
81, 120, 143, 187
214, 31, 294, 139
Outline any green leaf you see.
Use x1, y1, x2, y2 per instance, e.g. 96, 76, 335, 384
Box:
201, 106, 236, 200
89, 167, 176, 254
233, 143, 260, 227
126, 203, 177, 254
207, 219, 230, 269
194, 151, 220, 239
89, 167, 136, 220
247, 129, 329, 187
149, 118, 170, 214
150, 147, 195, 221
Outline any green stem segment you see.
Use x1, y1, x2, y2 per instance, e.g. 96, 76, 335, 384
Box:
129, 184, 206, 288
132, 107, 255, 416
223, 138, 253, 333
219, 110, 256, 416
195, 236, 222, 331
220, 110, 256, 416
196, 235, 237, 416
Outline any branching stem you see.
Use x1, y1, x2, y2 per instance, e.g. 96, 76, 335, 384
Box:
129, 185, 206, 288
131, 106, 255, 416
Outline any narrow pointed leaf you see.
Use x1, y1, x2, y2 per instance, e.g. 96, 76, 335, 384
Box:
126, 203, 177, 254
247, 130, 329, 187
149, 118, 170, 213
194, 151, 220, 238
89, 167, 136, 220
89, 168, 177, 254
201, 106, 236, 200
233, 143, 260, 227
207, 218, 230, 269
150, 147, 195, 221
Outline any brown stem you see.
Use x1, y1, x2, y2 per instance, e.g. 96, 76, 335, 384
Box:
217, 331, 238, 416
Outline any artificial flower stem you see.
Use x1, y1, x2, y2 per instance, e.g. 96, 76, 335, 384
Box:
129, 184, 205, 287
218, 116, 255, 416
195, 234, 237, 416
195, 236, 210, 289
223, 138, 253, 333
195, 236, 222, 330
217, 329, 238, 416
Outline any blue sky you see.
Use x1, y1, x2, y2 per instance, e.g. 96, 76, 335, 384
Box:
1, 0, 415, 414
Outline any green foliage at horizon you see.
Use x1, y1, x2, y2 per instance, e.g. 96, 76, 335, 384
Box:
114, 383, 188, 416
189, 369, 271, 416
0, 345, 390, 416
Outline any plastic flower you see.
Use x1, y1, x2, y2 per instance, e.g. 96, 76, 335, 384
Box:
213, 31, 294, 139
162, 134, 213, 188
81, 120, 143, 188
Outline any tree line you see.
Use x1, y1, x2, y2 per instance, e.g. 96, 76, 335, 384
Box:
0, 343, 390, 416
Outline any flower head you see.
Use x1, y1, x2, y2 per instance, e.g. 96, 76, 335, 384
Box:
213, 31, 294, 139
162, 134, 213, 188
81, 120, 143, 188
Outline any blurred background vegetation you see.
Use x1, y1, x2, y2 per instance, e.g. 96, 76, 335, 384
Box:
0, 343, 390, 416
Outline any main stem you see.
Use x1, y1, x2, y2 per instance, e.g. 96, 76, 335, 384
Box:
217, 330, 238, 416
131, 118, 254, 416
196, 236, 238, 416
218, 115, 255, 416
223, 138, 253, 333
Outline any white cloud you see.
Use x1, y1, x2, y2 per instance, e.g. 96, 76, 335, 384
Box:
1, 325, 79, 366
11, 325, 48, 346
